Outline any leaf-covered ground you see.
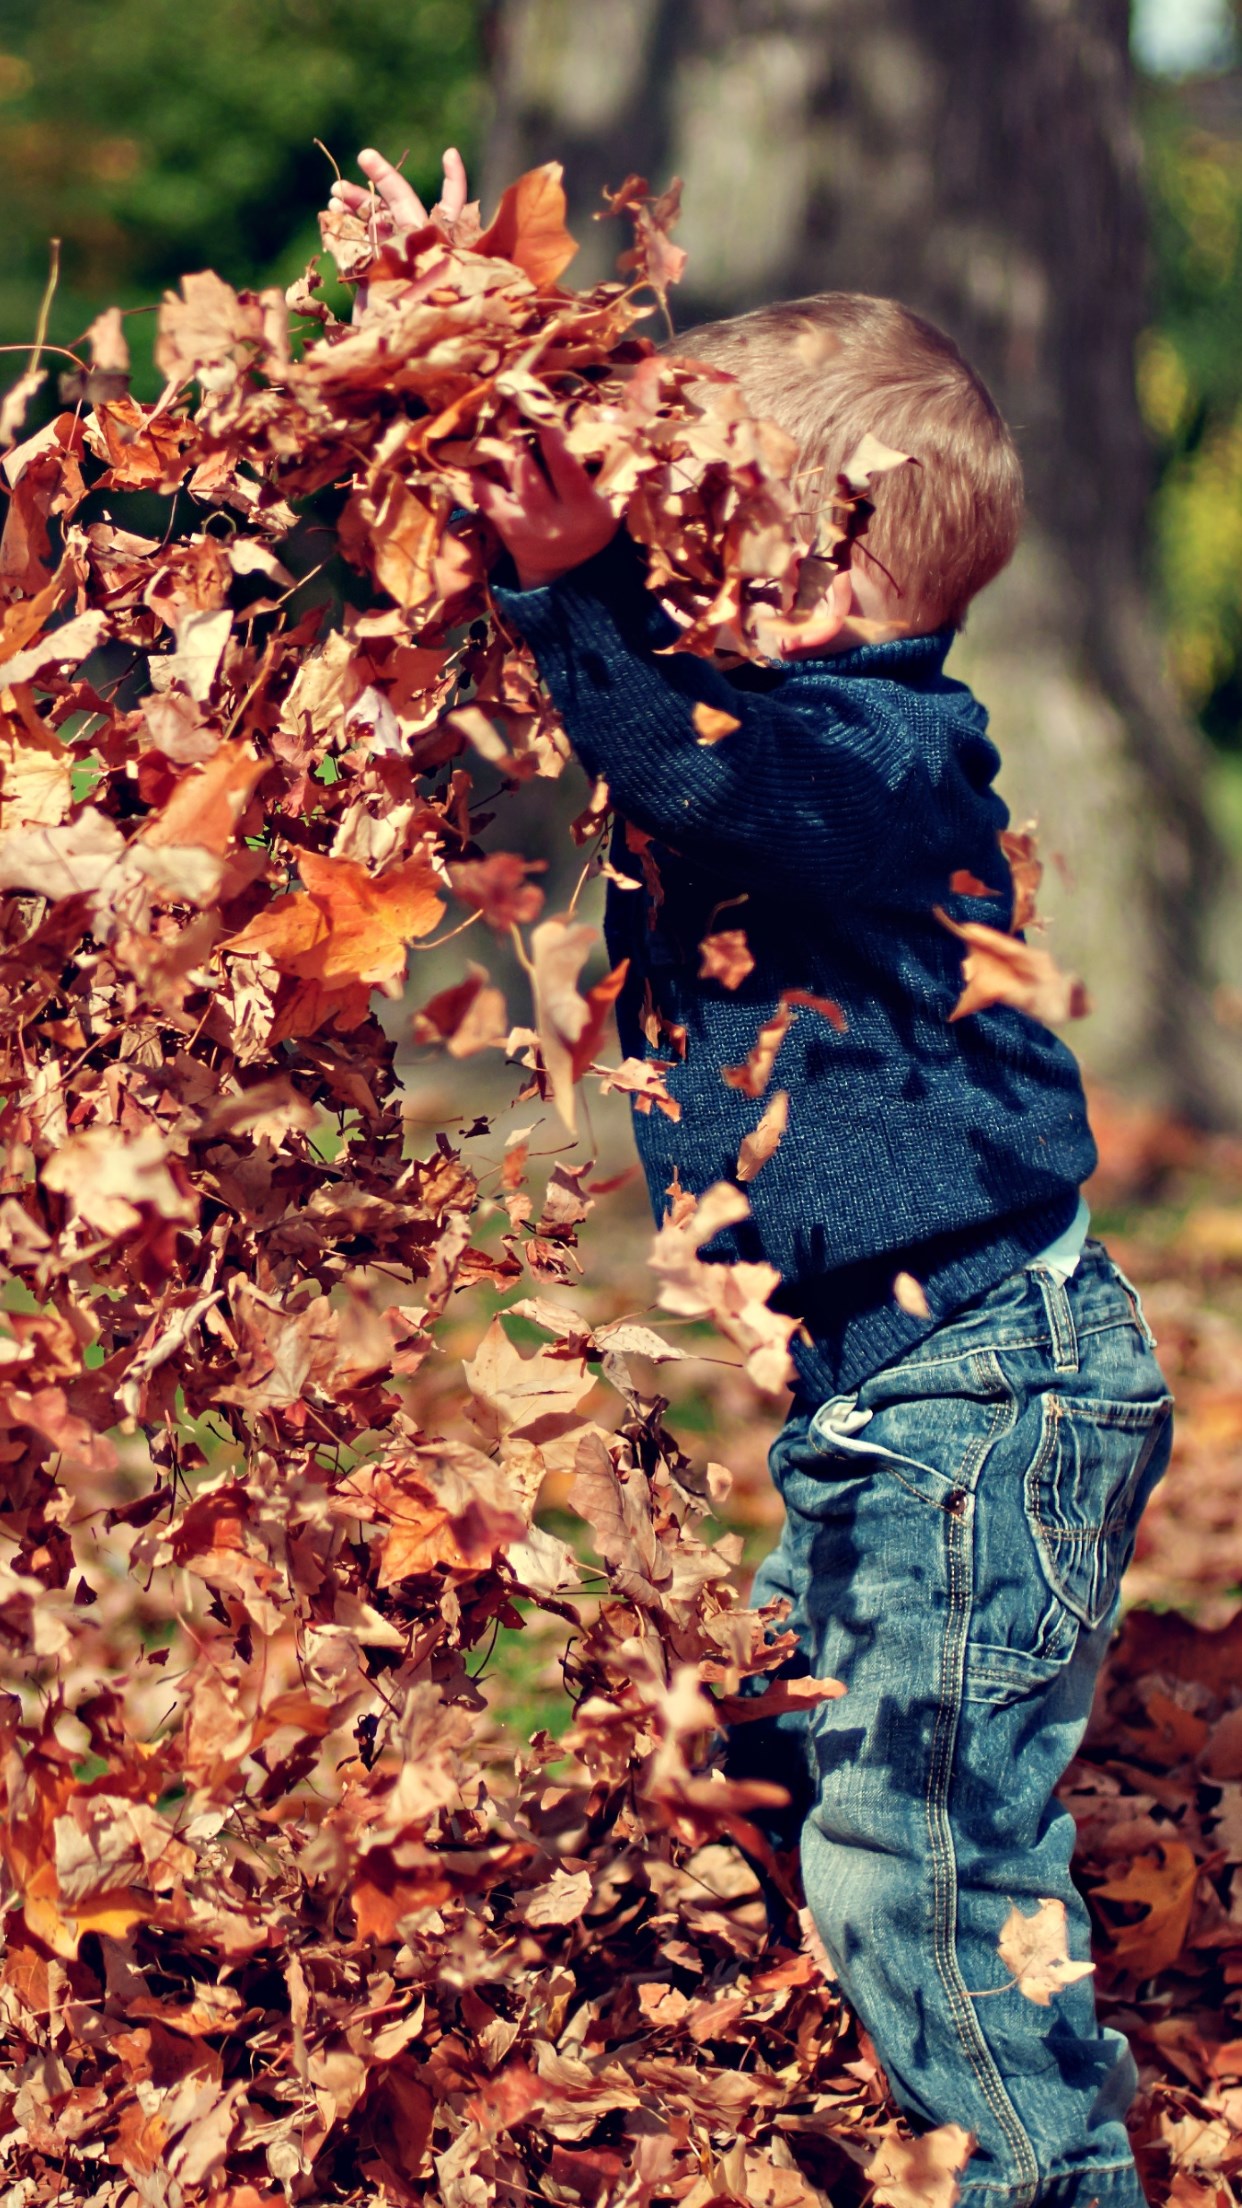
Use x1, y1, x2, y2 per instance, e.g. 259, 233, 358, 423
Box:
2, 158, 1242, 2208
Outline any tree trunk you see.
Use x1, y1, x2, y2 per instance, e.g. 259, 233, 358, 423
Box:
483, 0, 1242, 1121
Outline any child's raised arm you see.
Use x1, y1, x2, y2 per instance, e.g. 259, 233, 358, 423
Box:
494, 527, 999, 914
478, 425, 851, 650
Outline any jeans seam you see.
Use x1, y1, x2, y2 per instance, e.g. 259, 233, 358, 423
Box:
1031, 1266, 1079, 1373
956, 2157, 1140, 2190
891, 1315, 1132, 1379
925, 1369, 1040, 2205
956, 2163, 1139, 2199
1106, 1258, 1159, 1351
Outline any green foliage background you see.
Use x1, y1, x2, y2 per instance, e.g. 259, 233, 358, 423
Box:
0, 0, 483, 382
0, 0, 1239, 761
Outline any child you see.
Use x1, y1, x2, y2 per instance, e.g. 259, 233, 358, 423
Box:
335, 152, 1174, 2208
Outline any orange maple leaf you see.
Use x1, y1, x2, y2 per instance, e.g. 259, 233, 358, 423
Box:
1093, 1841, 1199, 1980
142, 739, 269, 853
223, 848, 445, 1037
475, 163, 578, 288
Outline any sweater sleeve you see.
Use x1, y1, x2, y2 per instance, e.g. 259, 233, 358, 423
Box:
492, 535, 920, 903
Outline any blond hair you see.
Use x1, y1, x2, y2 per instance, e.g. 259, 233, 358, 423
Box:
673, 293, 1024, 632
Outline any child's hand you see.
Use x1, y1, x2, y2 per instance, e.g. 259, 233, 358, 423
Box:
475, 425, 621, 590
328, 145, 469, 244
763, 569, 855, 658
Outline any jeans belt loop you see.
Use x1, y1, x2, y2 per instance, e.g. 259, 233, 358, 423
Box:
1032, 1264, 1079, 1374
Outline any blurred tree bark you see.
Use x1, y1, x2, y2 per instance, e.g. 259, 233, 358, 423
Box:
483, 0, 1242, 1122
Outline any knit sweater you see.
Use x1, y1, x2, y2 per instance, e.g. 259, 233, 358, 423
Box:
494, 536, 1097, 1397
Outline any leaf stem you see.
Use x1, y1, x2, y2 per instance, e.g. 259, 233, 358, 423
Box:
0, 338, 82, 370
408, 906, 483, 951
31, 238, 61, 371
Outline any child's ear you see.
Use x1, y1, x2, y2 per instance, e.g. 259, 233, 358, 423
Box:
766, 565, 855, 660
800, 566, 855, 649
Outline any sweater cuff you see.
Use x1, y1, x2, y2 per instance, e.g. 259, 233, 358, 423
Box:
492, 531, 678, 655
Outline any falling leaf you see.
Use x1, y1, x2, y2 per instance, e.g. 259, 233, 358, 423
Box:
449, 850, 546, 929
782, 986, 846, 1029
1000, 823, 1043, 931
569, 1431, 671, 1605
0, 808, 124, 898
516, 1865, 595, 1927
0, 712, 73, 831
529, 914, 628, 1134
692, 702, 741, 745
722, 999, 793, 1097
606, 174, 689, 302
43, 1127, 198, 1237
592, 1318, 686, 1362
0, 366, 47, 452
464, 1316, 596, 1458
838, 432, 915, 495
649, 1181, 797, 1392
737, 1090, 789, 1182
141, 740, 268, 853
936, 910, 1089, 1025
893, 1271, 931, 1318
223, 848, 445, 1032
595, 1056, 681, 1119
699, 928, 754, 987
370, 1451, 528, 1585
85, 399, 194, 500
154, 268, 278, 395
413, 966, 508, 1057
160, 607, 233, 702
0, 609, 108, 686
84, 304, 131, 378
996, 1897, 1096, 2005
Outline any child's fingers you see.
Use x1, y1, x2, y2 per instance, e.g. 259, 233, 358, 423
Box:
330, 179, 383, 216
331, 144, 467, 240
329, 182, 398, 247
356, 147, 428, 231
474, 475, 521, 526
537, 423, 595, 502
438, 147, 469, 224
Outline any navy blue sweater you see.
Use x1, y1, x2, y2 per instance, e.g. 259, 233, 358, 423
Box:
495, 537, 1097, 1396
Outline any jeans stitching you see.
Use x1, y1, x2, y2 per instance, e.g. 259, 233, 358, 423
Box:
1026, 1396, 1174, 1629
886, 1464, 958, 1512
956, 2162, 1139, 2201
891, 1314, 1132, 1377
1031, 1267, 1079, 1373
924, 1366, 1040, 2203
1107, 1258, 1158, 1351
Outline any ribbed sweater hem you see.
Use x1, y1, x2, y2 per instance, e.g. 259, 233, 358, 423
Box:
787, 1191, 1081, 1398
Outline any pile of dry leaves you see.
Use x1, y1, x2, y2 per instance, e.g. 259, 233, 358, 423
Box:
0, 163, 1239, 2208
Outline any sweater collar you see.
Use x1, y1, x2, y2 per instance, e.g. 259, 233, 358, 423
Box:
778, 625, 957, 684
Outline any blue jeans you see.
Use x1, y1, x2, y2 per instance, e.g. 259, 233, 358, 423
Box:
739, 1243, 1173, 2208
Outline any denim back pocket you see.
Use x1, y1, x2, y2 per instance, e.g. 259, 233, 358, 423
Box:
1026, 1392, 1173, 1628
